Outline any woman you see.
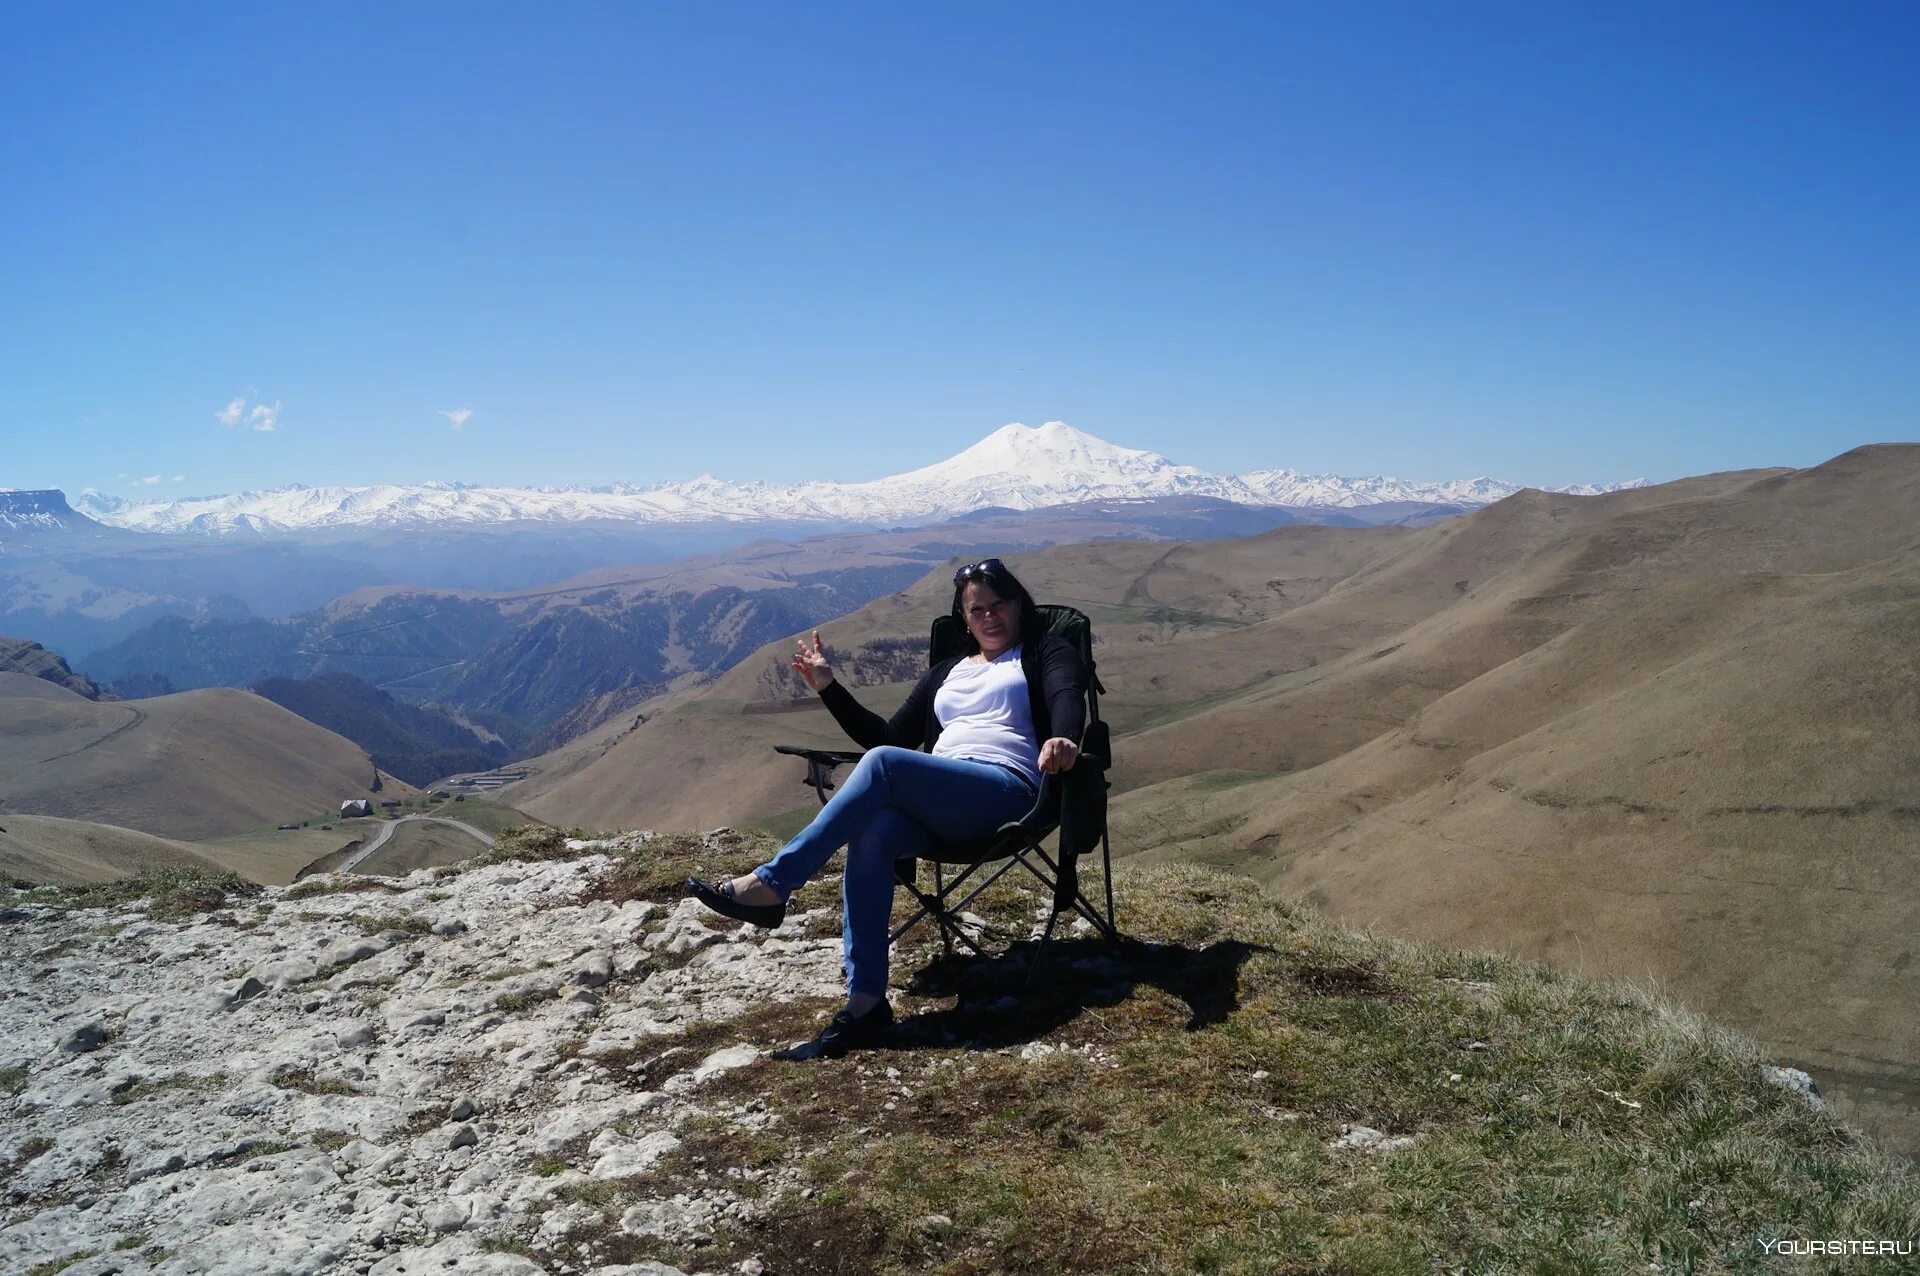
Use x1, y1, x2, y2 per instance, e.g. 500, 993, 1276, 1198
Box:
687, 558, 1087, 1057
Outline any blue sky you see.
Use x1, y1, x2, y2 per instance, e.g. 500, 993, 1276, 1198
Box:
2, 2, 1915, 501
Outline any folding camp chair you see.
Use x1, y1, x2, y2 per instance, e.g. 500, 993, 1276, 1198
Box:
774, 604, 1119, 981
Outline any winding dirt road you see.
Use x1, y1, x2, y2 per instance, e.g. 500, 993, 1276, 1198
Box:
338, 814, 493, 873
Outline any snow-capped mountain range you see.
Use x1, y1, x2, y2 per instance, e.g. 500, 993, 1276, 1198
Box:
70, 422, 1645, 536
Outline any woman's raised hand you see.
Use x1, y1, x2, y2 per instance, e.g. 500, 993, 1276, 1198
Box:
792, 629, 836, 693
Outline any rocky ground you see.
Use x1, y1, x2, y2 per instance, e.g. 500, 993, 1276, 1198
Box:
1, 834, 848, 1276
6, 833, 1912, 1275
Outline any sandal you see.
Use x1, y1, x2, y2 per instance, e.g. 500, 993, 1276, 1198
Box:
686, 876, 786, 929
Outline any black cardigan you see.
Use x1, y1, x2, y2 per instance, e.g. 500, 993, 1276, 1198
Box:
817, 634, 1088, 756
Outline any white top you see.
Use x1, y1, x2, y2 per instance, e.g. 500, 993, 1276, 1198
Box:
930, 644, 1040, 787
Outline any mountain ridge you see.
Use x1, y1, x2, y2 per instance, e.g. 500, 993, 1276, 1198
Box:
72, 422, 1647, 536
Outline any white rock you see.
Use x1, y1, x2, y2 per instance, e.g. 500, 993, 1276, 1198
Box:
691, 1044, 758, 1084
370, 1236, 546, 1273
539, 1200, 604, 1240
334, 1138, 386, 1169
591, 1129, 680, 1177
1763, 1065, 1828, 1109
620, 1196, 703, 1236
0, 848, 849, 1275
651, 911, 724, 957
572, 950, 615, 987
530, 1094, 668, 1152
424, 1198, 471, 1232
336, 1022, 376, 1049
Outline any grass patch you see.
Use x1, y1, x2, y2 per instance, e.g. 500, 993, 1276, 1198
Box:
0, 1067, 28, 1097
17, 1137, 54, 1162
580, 828, 785, 908
482, 961, 552, 982
84, 1145, 125, 1181
206, 1140, 297, 1166
753, 805, 817, 842
494, 990, 551, 1014
550, 1177, 625, 1209
284, 877, 403, 900
33, 867, 260, 921
111, 1073, 226, 1106
475, 1235, 542, 1258
269, 1067, 363, 1097
27, 1253, 97, 1276
347, 912, 432, 937
458, 823, 575, 870
311, 1131, 353, 1152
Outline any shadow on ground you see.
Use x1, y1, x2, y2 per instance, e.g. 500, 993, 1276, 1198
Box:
774, 935, 1270, 1060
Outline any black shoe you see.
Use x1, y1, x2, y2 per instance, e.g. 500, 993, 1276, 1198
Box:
686, 877, 785, 929
812, 1000, 893, 1058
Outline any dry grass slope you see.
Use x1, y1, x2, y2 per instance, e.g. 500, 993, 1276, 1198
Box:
0, 678, 409, 841
0, 813, 228, 886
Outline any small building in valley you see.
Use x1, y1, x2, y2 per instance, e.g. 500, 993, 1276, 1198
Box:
339, 799, 373, 818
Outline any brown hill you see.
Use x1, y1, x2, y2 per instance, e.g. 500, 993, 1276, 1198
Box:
513, 443, 1920, 1151
0, 813, 230, 885
510, 526, 1403, 830
0, 673, 407, 841
1103, 445, 1920, 1150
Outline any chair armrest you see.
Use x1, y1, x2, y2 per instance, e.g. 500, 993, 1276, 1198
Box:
773, 745, 867, 766
997, 772, 1062, 837
774, 745, 866, 805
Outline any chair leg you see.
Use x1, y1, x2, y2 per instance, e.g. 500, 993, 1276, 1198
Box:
1027, 904, 1065, 986
934, 862, 952, 958
1101, 831, 1117, 937
891, 864, 995, 959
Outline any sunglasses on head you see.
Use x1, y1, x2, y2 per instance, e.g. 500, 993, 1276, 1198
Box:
952, 557, 1006, 583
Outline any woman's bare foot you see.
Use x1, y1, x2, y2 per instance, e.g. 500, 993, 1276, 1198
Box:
726, 874, 781, 907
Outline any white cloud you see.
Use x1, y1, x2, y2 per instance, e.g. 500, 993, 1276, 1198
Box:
82, 486, 98, 496
217, 393, 279, 431
172, 475, 186, 482
441, 407, 473, 431
136, 474, 164, 486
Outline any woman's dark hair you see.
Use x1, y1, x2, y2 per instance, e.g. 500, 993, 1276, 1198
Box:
950, 558, 1046, 656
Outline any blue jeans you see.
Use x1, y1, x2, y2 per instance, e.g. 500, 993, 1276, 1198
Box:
754, 746, 1038, 998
